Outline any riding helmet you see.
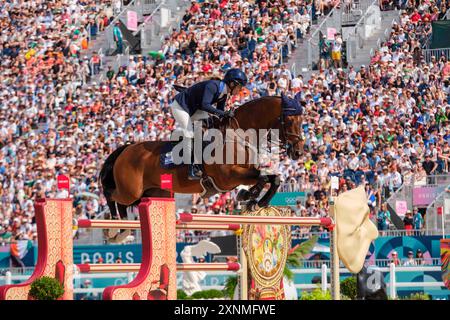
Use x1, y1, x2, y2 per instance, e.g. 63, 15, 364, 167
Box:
223, 68, 248, 87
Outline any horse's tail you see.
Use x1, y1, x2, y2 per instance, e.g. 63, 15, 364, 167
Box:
99, 143, 131, 201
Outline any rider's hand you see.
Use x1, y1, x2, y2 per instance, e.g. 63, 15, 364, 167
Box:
224, 110, 235, 118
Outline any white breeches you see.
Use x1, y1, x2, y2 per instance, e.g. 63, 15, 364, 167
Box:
170, 100, 209, 139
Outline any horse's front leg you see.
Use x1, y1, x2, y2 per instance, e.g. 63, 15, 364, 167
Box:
236, 181, 265, 202
256, 174, 281, 208
244, 174, 280, 211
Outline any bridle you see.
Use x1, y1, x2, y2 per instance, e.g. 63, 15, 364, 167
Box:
209, 100, 304, 157
279, 109, 304, 153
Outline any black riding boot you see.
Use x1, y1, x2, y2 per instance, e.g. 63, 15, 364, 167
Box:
187, 136, 202, 180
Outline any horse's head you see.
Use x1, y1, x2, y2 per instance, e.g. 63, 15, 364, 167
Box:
280, 94, 304, 160
230, 95, 305, 160
282, 114, 304, 160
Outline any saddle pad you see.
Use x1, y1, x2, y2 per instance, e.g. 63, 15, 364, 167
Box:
160, 139, 213, 170
160, 141, 183, 169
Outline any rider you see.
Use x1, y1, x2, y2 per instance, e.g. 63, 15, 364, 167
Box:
170, 68, 248, 180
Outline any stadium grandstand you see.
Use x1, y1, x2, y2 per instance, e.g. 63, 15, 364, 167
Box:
0, 0, 450, 300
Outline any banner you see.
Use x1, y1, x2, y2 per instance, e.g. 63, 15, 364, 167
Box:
431, 20, 450, 49
412, 186, 446, 206
57, 174, 70, 191
160, 174, 173, 190
127, 10, 138, 32
73, 244, 141, 264
327, 27, 337, 40
269, 192, 306, 206
395, 200, 408, 218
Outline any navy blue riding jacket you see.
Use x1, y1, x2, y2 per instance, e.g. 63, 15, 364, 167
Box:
174, 80, 227, 117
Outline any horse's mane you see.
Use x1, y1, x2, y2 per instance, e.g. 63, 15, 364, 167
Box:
234, 95, 281, 112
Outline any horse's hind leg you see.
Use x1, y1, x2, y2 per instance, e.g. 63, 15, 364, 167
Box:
106, 200, 118, 219
104, 200, 120, 239
105, 202, 132, 242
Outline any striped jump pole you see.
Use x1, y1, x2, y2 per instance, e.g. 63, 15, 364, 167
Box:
77, 263, 240, 273
78, 220, 241, 231
178, 213, 333, 227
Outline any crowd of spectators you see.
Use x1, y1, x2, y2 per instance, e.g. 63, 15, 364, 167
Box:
1, 0, 450, 247
0, 0, 130, 245
0, 0, 313, 245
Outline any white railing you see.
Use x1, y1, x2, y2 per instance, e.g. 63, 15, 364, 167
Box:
423, 48, 450, 63
133, 2, 163, 36
294, 264, 446, 298
387, 264, 446, 299
136, 2, 164, 50
1, 264, 446, 299
445, 9, 450, 20
279, 28, 301, 66
341, 0, 374, 25
346, 0, 384, 64
2, 259, 442, 276
376, 229, 442, 237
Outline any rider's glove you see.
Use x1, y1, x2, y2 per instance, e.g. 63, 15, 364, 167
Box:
223, 110, 235, 118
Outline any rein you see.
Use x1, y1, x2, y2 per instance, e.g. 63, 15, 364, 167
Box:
209, 97, 303, 156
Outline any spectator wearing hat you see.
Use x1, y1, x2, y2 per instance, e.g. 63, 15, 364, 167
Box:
331, 33, 343, 69
390, 251, 401, 266
403, 250, 416, 266
415, 249, 425, 265
80, 279, 95, 300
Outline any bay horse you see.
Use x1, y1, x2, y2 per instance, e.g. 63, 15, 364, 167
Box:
99, 95, 304, 242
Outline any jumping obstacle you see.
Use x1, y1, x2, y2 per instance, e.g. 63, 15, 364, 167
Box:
0, 186, 378, 300
0, 198, 333, 300
0, 197, 244, 300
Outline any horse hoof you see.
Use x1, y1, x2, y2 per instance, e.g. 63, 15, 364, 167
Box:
110, 230, 132, 244
236, 189, 251, 202
246, 200, 259, 211
105, 228, 119, 239
257, 201, 269, 208
115, 229, 132, 243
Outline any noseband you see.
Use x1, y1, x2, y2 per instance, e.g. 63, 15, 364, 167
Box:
279, 112, 303, 152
